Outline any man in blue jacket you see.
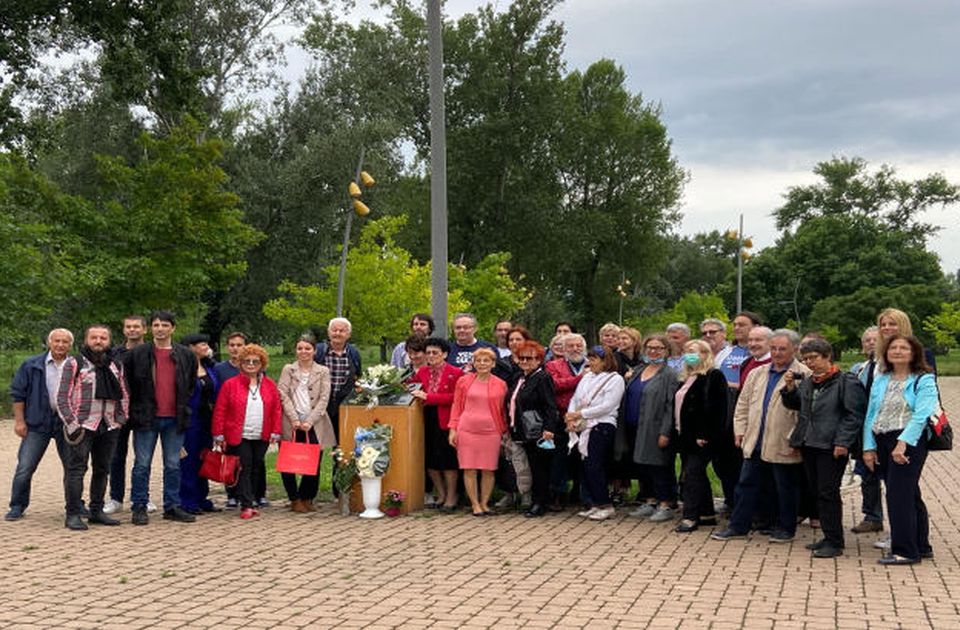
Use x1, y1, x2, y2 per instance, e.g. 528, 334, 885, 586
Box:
6, 328, 75, 521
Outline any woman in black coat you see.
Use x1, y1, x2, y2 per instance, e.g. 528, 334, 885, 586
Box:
674, 339, 728, 533
782, 338, 867, 558
506, 340, 561, 517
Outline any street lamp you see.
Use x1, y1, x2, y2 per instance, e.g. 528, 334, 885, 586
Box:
726, 214, 753, 313
335, 150, 375, 317
615, 275, 631, 326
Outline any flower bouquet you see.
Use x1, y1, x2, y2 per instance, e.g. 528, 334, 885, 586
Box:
332, 422, 395, 517
351, 364, 411, 408
384, 490, 405, 517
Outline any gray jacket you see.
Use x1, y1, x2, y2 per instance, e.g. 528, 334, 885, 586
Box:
614, 365, 678, 467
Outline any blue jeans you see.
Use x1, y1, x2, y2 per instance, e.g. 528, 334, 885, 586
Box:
131, 417, 183, 511
9, 428, 69, 512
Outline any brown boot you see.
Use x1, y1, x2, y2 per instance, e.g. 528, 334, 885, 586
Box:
290, 499, 303, 512
301, 500, 316, 512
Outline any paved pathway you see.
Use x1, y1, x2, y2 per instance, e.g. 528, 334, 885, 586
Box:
2, 380, 960, 629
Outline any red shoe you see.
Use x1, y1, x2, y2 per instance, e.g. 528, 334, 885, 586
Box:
250, 509, 260, 517
240, 508, 254, 520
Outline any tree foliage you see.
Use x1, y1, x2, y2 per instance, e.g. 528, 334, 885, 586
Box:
262, 216, 530, 345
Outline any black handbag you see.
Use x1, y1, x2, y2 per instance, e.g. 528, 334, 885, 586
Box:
520, 409, 544, 441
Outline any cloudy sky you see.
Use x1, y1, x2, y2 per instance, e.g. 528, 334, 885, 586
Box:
291, 0, 960, 273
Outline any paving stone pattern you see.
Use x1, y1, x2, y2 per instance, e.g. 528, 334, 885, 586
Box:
2, 379, 960, 628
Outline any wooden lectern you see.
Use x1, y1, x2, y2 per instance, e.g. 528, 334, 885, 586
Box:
339, 399, 424, 514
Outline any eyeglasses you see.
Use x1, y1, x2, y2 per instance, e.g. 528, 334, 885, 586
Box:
645, 345, 666, 351
242, 359, 261, 365
701, 329, 724, 336
517, 356, 538, 362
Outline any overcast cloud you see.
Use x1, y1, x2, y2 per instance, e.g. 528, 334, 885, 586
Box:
317, 0, 960, 273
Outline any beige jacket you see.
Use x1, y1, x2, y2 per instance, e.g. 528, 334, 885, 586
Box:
734, 359, 810, 464
277, 362, 337, 447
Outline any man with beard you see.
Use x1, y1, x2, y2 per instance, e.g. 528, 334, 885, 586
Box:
58, 325, 130, 530
122, 311, 197, 525
546, 334, 589, 509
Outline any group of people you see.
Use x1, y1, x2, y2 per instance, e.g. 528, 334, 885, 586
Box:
6, 307, 944, 565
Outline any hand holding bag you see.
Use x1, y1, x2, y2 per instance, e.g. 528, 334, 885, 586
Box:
913, 377, 953, 451
199, 448, 241, 486
276, 430, 322, 475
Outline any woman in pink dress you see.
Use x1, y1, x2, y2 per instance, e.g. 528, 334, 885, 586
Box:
448, 348, 507, 516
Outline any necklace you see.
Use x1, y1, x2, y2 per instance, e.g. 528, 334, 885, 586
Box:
250, 375, 262, 400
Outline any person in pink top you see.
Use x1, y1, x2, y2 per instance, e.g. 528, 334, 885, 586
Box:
448, 348, 508, 516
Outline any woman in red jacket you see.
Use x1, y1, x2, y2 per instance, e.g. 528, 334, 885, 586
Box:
212, 344, 282, 520
448, 348, 508, 516
411, 337, 463, 511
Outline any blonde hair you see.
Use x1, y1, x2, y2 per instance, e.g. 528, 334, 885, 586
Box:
598, 322, 622, 336
876, 308, 914, 369
679, 339, 714, 379
472, 347, 497, 363
619, 327, 643, 354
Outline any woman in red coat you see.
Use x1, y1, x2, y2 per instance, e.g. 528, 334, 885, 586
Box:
212, 344, 282, 520
411, 337, 463, 511
449, 348, 508, 516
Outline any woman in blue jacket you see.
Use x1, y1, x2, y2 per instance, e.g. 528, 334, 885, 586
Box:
862, 334, 938, 565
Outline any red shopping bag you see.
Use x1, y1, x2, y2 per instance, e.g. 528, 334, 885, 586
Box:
276, 439, 321, 475
199, 448, 241, 487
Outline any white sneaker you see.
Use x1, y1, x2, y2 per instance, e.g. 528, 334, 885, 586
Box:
103, 500, 121, 514
589, 507, 616, 521
577, 507, 598, 518
146, 501, 158, 513
873, 538, 891, 550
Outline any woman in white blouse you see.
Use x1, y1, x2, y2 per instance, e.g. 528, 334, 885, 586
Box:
565, 347, 625, 521
277, 335, 335, 513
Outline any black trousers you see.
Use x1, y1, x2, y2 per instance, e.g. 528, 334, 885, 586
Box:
877, 431, 931, 560
582, 424, 615, 506
522, 442, 555, 507
681, 448, 716, 521
229, 439, 269, 509
281, 428, 320, 501
65, 423, 119, 516
802, 446, 848, 548
638, 463, 676, 503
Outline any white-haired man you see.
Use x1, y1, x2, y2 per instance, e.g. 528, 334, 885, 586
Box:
314, 317, 362, 446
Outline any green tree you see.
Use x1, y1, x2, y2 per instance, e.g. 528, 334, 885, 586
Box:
742, 158, 955, 330
628, 291, 729, 338
924, 302, 960, 350
263, 217, 530, 345
0, 154, 89, 347
56, 120, 263, 325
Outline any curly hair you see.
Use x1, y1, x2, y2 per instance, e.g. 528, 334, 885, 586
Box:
239, 343, 270, 371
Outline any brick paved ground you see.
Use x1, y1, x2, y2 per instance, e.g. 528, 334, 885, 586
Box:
2, 380, 960, 629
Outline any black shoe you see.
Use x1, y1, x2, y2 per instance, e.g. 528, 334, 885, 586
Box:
813, 545, 843, 558
201, 504, 223, 513
674, 519, 698, 533
131, 507, 148, 526
163, 507, 197, 523
524, 504, 546, 518
65, 515, 88, 531
805, 538, 827, 551
79, 504, 91, 518
4, 506, 24, 521
921, 550, 934, 559
182, 506, 203, 515
88, 511, 121, 526
699, 516, 718, 527
878, 554, 918, 566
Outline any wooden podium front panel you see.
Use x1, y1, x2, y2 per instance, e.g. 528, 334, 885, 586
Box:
340, 401, 424, 514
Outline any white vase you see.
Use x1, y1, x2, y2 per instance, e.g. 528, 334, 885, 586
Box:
358, 476, 385, 519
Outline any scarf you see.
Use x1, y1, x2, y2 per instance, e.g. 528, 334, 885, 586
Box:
80, 346, 122, 401
811, 365, 839, 384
